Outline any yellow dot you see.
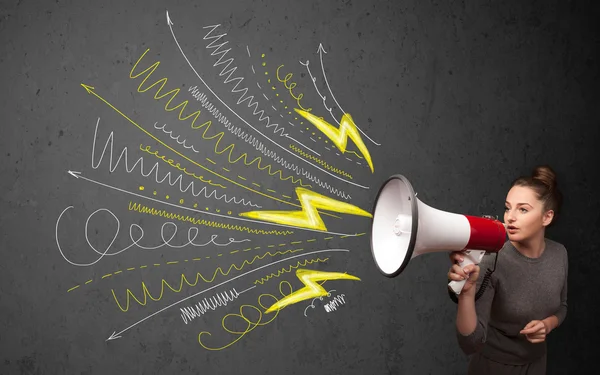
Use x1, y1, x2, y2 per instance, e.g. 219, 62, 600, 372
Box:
272, 86, 276, 90
325, 140, 328, 143
153, 191, 157, 196
268, 79, 271, 83
300, 122, 304, 124
285, 106, 288, 109
295, 117, 298, 120
166, 195, 170, 199
318, 137, 322, 139
280, 100, 283, 103
179, 199, 184, 204
139, 186, 145, 191
228, 211, 232, 215
216, 209, 220, 213
194, 203, 198, 208
262, 62, 266, 66
261, 53, 265, 58
312, 132, 315, 135
205, 207, 209, 211
289, 112, 292, 114
276, 93, 279, 96
306, 128, 309, 130
265, 71, 268, 75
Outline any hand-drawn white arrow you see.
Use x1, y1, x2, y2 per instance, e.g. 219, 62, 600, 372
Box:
165, 10, 369, 190
106, 248, 349, 341
65, 170, 361, 237
317, 43, 381, 146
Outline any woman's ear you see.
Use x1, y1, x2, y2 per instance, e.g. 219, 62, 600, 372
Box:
542, 209, 555, 227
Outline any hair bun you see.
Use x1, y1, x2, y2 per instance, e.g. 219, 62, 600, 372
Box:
532, 165, 557, 189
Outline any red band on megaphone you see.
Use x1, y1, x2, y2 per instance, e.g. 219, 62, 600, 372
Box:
464, 215, 506, 252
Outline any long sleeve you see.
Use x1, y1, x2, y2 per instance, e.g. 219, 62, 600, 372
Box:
448, 240, 568, 364
553, 249, 568, 325
456, 276, 495, 355
453, 254, 497, 356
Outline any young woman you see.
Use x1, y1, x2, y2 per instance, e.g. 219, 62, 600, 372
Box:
447, 165, 568, 374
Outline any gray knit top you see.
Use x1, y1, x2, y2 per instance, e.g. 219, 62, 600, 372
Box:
455, 239, 568, 365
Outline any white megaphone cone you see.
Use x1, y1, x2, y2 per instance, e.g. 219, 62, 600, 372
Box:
370, 174, 506, 295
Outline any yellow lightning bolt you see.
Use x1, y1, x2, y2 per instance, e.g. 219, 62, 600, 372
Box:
264, 269, 360, 313
294, 108, 374, 173
238, 187, 372, 231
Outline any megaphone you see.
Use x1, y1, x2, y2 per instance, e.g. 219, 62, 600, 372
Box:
370, 174, 506, 295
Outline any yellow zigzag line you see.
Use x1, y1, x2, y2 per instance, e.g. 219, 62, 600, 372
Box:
289, 144, 353, 179
253, 258, 329, 285
129, 49, 311, 188
128, 201, 294, 236
112, 249, 303, 312
139, 144, 226, 188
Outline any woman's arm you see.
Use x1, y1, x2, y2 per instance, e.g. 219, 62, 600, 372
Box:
448, 253, 496, 355
456, 287, 479, 335
546, 248, 569, 332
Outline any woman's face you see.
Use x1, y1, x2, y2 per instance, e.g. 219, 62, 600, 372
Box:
504, 185, 554, 242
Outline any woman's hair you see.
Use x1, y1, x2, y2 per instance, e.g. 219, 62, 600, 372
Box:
511, 165, 563, 225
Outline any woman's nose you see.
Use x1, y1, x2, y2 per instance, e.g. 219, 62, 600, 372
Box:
505, 211, 515, 222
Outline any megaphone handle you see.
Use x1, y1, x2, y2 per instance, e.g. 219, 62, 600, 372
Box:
448, 250, 486, 295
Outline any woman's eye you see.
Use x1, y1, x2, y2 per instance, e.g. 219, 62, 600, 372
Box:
504, 207, 509, 211
520, 208, 528, 213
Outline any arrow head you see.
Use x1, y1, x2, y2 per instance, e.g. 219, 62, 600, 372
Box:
80, 84, 95, 94
166, 10, 173, 26
106, 331, 122, 341
68, 170, 81, 179
317, 43, 327, 54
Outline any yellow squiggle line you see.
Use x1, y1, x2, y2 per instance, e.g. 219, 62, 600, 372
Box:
112, 249, 303, 312
345, 150, 364, 159
129, 49, 311, 188
66, 234, 346, 292
289, 144, 353, 179
198, 280, 292, 351
138, 144, 226, 188
253, 258, 329, 285
82, 84, 317, 213
127, 201, 294, 236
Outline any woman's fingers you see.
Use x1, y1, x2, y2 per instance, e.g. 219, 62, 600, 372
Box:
447, 264, 479, 283
449, 251, 464, 264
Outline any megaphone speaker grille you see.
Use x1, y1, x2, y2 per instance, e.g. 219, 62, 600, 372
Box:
370, 175, 418, 277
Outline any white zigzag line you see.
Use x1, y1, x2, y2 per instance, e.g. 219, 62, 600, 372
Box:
188, 87, 352, 200
166, 13, 368, 190
90, 118, 262, 208
202, 25, 286, 137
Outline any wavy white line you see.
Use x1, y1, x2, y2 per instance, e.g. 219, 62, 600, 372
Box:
164, 11, 368, 192
91, 117, 261, 208
55, 206, 251, 267
188, 87, 352, 200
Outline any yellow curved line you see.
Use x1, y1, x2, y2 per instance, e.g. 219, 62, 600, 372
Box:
253, 258, 329, 285
129, 49, 311, 188
112, 249, 303, 312
82, 84, 316, 214
345, 149, 364, 159
289, 144, 353, 179
66, 235, 343, 293
127, 201, 294, 235
198, 280, 293, 351
275, 64, 312, 112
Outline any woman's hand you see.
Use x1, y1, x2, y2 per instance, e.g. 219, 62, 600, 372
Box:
447, 251, 480, 295
520, 320, 547, 343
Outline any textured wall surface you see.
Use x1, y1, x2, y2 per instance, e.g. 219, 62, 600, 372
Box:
0, 0, 597, 373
